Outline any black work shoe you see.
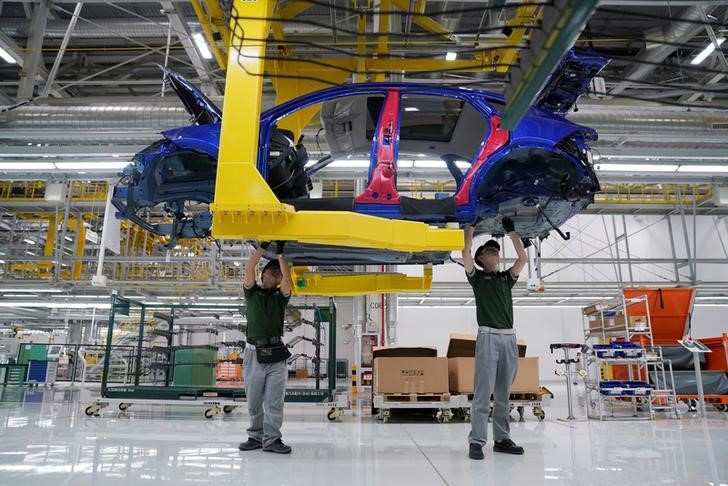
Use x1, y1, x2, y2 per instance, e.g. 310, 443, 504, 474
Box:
263, 439, 292, 454
238, 438, 262, 451
469, 443, 484, 460
493, 438, 524, 455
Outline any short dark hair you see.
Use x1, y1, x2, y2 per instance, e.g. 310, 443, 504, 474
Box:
474, 239, 500, 267
262, 260, 281, 274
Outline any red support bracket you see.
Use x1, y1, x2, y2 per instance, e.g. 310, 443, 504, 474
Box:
355, 89, 401, 205
454, 116, 509, 206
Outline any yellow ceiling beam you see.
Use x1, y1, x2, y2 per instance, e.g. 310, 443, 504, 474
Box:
291, 265, 434, 296
390, 0, 455, 43
495, 0, 542, 73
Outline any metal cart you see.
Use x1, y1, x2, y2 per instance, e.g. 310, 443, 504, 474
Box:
84, 295, 349, 420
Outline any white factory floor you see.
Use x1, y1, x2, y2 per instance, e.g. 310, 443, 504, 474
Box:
0, 382, 727, 486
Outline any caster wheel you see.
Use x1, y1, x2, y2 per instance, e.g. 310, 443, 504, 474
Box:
118, 403, 130, 411
223, 406, 235, 414
204, 408, 217, 419
452, 408, 466, 421
85, 405, 101, 416
327, 409, 337, 421
533, 407, 545, 421
715, 404, 726, 412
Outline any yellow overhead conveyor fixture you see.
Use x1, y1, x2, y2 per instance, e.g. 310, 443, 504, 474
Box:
210, 0, 463, 254
290, 265, 434, 296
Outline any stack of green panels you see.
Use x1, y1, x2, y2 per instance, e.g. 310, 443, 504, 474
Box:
172, 346, 217, 386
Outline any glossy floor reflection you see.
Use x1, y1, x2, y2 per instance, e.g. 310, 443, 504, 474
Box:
0, 383, 727, 485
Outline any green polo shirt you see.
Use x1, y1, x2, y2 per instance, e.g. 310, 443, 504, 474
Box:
244, 284, 290, 340
466, 268, 518, 329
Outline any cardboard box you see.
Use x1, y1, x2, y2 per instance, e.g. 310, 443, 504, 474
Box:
589, 315, 649, 333
446, 334, 476, 394
373, 346, 437, 359
295, 368, 308, 379
448, 357, 475, 393
512, 357, 540, 393
373, 357, 449, 394
583, 303, 609, 316
447, 333, 476, 357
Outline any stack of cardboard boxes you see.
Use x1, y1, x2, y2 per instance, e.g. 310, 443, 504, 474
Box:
372, 335, 540, 397
583, 304, 648, 334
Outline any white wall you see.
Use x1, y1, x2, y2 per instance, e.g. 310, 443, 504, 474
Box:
396, 304, 728, 379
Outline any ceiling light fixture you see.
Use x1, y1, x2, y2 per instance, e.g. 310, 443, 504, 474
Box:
691, 38, 725, 65
594, 163, 679, 172
445, 51, 457, 61
677, 164, 728, 173
193, 33, 213, 60
0, 162, 56, 170
0, 47, 17, 64
1, 289, 63, 293
54, 162, 129, 170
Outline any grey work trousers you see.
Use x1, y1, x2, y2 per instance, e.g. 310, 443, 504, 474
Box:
469, 330, 519, 446
243, 347, 287, 447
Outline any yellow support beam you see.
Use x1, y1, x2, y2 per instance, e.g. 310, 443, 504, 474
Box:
291, 266, 433, 296
212, 0, 463, 253
265, 56, 496, 76
190, 0, 228, 70
355, 9, 368, 82
390, 0, 455, 43
495, 0, 542, 73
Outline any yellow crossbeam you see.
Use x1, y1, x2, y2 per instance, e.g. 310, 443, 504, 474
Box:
390, 0, 455, 42
291, 266, 433, 296
495, 0, 542, 73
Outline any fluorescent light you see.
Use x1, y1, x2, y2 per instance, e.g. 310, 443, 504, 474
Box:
193, 33, 213, 60
0, 302, 111, 309
54, 162, 129, 170
678, 164, 728, 173
404, 107, 420, 112
594, 163, 678, 172
414, 160, 444, 168
329, 160, 370, 168
0, 47, 16, 64
0, 289, 62, 293
0, 162, 56, 170
23, 239, 36, 245
455, 161, 471, 169
691, 38, 725, 65
398, 160, 414, 168
445, 51, 457, 61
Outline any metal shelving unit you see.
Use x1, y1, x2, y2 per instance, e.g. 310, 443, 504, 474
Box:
583, 295, 679, 420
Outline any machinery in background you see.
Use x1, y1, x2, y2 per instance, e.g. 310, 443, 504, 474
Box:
0, 341, 61, 387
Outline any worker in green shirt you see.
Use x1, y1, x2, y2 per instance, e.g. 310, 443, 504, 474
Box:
238, 241, 293, 455
463, 217, 528, 460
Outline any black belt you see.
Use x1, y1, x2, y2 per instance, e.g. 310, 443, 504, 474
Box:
248, 336, 283, 346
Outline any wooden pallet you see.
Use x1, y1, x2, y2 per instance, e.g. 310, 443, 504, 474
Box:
381, 392, 451, 403
510, 392, 541, 401
461, 392, 541, 402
